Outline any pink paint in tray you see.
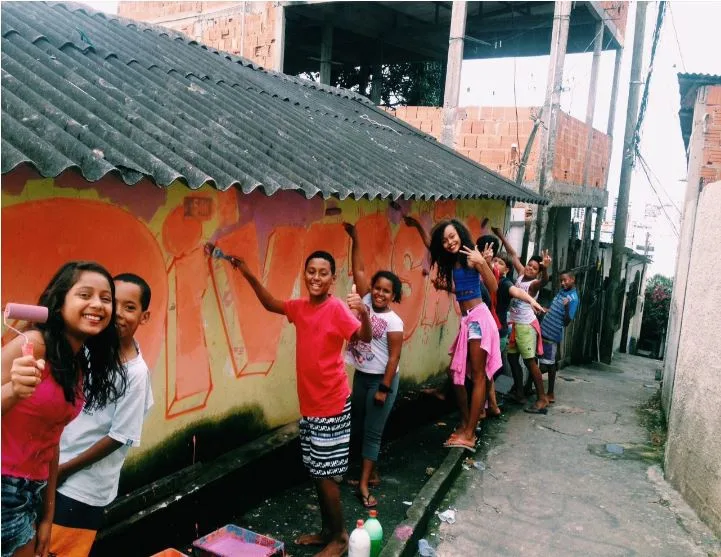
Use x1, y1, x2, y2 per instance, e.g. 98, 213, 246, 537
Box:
192, 524, 285, 557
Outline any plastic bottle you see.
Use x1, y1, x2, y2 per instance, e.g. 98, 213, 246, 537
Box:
348, 519, 371, 557
364, 509, 383, 557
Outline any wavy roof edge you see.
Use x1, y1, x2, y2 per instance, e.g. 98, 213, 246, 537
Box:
2, 1, 548, 205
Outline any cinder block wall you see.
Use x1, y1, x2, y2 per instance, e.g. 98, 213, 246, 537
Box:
118, 1, 279, 69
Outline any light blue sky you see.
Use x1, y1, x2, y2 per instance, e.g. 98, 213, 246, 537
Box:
84, 1, 721, 277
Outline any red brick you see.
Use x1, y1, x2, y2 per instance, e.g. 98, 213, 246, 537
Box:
463, 134, 477, 148
471, 121, 484, 134
706, 85, 721, 106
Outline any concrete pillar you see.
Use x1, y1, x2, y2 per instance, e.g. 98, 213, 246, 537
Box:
371, 66, 383, 104
440, 1, 467, 148
272, 2, 285, 72
535, 0, 571, 251
320, 20, 333, 85
580, 20, 604, 265
607, 47, 624, 137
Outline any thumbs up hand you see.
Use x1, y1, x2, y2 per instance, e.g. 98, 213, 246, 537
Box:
347, 283, 364, 317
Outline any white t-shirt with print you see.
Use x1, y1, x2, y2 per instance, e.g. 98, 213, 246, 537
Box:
345, 293, 404, 374
57, 348, 154, 507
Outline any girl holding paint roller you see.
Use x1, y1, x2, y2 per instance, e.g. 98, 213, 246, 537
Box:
2, 261, 125, 557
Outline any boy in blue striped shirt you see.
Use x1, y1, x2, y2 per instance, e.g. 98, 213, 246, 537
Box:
537, 271, 579, 402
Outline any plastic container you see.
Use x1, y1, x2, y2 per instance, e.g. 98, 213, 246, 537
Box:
150, 550, 187, 557
192, 524, 284, 556
348, 519, 371, 557
364, 510, 383, 557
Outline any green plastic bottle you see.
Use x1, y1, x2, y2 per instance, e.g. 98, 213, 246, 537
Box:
364, 509, 383, 557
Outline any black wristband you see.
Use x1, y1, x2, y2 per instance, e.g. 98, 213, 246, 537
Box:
378, 383, 392, 393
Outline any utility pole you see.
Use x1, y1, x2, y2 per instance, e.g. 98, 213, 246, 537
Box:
599, 1, 648, 364
440, 1, 467, 147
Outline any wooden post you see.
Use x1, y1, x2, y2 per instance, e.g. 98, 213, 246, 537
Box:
534, 0, 571, 251
320, 19, 333, 85
440, 0, 467, 147
600, 1, 648, 364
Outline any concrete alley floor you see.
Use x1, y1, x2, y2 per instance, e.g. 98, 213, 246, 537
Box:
425, 353, 721, 557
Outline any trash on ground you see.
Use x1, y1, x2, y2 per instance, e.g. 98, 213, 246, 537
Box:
425, 467, 436, 476
437, 508, 456, 524
418, 538, 437, 556
606, 443, 624, 455
436, 422, 447, 427
402, 501, 413, 506
393, 525, 414, 541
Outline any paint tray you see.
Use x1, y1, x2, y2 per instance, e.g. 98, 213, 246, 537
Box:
192, 524, 285, 557
150, 549, 188, 557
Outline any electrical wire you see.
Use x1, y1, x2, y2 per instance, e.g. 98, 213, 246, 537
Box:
636, 155, 680, 237
667, 3, 687, 73
636, 152, 682, 215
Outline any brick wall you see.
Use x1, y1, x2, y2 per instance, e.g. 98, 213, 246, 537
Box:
700, 85, 721, 186
385, 106, 610, 190
118, 1, 279, 69
599, 1, 628, 44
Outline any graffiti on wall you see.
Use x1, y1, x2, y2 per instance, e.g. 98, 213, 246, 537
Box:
1, 170, 505, 427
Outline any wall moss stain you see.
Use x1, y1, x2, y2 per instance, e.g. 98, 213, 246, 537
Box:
1, 169, 507, 485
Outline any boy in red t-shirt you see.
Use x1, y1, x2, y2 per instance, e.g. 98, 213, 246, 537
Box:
227, 249, 371, 557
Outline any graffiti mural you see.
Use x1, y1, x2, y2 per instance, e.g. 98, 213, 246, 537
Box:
1, 168, 506, 454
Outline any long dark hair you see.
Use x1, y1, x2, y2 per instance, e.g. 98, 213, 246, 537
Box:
429, 219, 474, 291
36, 261, 126, 410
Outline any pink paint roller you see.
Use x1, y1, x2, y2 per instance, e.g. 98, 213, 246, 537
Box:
3, 303, 49, 356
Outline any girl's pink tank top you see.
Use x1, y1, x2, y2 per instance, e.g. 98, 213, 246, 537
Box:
2, 364, 84, 480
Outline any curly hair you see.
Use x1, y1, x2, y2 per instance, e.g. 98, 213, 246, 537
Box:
36, 261, 126, 410
371, 270, 403, 303
429, 219, 474, 292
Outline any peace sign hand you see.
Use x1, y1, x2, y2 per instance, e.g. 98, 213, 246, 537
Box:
541, 249, 552, 268
459, 245, 485, 267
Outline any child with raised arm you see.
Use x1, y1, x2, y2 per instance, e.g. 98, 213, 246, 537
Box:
215, 246, 371, 557
492, 226, 552, 413
49, 273, 154, 557
342, 223, 404, 509
404, 216, 501, 451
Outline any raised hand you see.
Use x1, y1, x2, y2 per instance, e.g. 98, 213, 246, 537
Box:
481, 242, 494, 263
346, 283, 365, 314
460, 244, 485, 267
542, 249, 552, 268
342, 222, 356, 239
10, 354, 45, 400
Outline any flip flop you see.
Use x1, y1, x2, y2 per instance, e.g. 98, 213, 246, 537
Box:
444, 436, 477, 452
524, 405, 548, 414
355, 491, 378, 508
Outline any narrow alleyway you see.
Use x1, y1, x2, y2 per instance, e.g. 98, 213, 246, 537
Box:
424, 354, 721, 556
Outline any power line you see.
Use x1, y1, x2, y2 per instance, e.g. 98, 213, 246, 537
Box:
636, 151, 682, 215
667, 3, 687, 73
636, 155, 680, 237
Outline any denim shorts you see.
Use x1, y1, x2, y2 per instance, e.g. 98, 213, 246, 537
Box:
1, 475, 46, 557
468, 320, 483, 340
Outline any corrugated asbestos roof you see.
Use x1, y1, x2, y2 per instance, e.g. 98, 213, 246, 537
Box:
0, 1, 546, 204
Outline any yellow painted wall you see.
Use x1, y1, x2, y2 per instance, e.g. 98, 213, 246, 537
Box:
1, 169, 506, 461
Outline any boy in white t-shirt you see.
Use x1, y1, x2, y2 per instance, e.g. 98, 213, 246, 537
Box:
49, 273, 154, 556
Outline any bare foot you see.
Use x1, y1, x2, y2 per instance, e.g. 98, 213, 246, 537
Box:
547, 393, 556, 403
313, 536, 349, 557
296, 533, 328, 546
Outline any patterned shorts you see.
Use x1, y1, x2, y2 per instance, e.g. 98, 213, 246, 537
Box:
299, 398, 351, 479
1, 475, 46, 557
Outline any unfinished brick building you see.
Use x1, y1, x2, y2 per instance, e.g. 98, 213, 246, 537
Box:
118, 1, 629, 360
